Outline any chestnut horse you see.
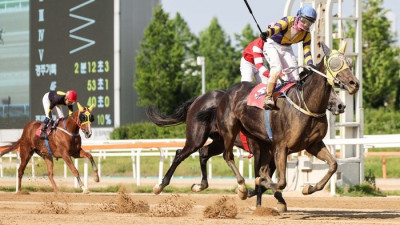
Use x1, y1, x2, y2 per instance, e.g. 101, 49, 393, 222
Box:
149, 83, 345, 203
216, 42, 359, 211
0, 103, 99, 193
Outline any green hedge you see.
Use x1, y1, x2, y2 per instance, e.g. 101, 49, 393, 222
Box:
110, 122, 186, 139
364, 108, 400, 134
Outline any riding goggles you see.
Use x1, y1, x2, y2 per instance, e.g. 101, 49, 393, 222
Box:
324, 50, 350, 86
299, 16, 314, 27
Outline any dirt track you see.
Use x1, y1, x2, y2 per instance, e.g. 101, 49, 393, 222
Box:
0, 191, 399, 225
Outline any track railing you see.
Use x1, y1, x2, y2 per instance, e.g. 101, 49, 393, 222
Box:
0, 139, 254, 191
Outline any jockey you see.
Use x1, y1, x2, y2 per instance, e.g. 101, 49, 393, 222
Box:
240, 22, 277, 83
260, 5, 317, 109
240, 37, 270, 83
40, 90, 77, 139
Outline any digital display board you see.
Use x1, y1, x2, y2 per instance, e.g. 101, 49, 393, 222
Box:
30, 0, 114, 127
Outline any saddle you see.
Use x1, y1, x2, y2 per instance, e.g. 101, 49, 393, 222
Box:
35, 119, 62, 138
247, 82, 296, 109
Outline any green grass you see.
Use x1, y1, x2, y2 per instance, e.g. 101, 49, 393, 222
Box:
336, 183, 386, 197
364, 155, 400, 178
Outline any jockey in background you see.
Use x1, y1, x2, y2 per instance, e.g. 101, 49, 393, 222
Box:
260, 5, 317, 109
240, 36, 270, 83
240, 22, 278, 83
40, 90, 77, 139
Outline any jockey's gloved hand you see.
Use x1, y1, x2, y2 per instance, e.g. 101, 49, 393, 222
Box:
260, 31, 269, 41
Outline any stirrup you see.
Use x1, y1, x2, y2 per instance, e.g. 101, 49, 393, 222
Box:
263, 97, 275, 109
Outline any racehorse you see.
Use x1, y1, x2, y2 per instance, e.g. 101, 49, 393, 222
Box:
215, 41, 359, 211
148, 83, 345, 201
0, 103, 99, 193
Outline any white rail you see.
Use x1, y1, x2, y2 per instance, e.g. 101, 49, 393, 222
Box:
0, 141, 253, 191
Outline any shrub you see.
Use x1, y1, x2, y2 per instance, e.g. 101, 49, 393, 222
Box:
110, 122, 186, 139
364, 108, 400, 134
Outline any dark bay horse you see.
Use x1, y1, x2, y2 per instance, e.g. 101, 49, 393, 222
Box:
0, 103, 99, 193
216, 42, 359, 210
148, 84, 345, 198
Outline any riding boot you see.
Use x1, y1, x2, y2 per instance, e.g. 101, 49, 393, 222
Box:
263, 82, 277, 109
40, 117, 50, 139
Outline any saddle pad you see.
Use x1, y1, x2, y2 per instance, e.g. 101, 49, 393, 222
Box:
239, 131, 253, 159
247, 82, 296, 109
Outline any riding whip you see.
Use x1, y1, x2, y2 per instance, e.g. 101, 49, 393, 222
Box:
243, 0, 263, 33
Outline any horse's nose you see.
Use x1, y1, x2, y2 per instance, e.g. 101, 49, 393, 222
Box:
350, 80, 360, 90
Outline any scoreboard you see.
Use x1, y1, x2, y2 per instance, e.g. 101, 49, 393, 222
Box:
30, 0, 114, 127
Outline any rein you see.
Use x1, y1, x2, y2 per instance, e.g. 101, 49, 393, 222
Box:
281, 64, 331, 118
55, 117, 80, 137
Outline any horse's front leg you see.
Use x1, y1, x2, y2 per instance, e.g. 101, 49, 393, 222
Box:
256, 164, 287, 212
62, 154, 88, 194
303, 141, 337, 195
223, 142, 247, 200
74, 149, 100, 183
274, 145, 288, 190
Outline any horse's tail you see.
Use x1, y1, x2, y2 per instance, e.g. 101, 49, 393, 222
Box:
0, 140, 20, 157
196, 107, 217, 124
146, 97, 198, 126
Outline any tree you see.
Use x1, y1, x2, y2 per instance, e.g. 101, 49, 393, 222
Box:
234, 24, 257, 51
356, 0, 400, 108
197, 17, 240, 90
135, 5, 198, 114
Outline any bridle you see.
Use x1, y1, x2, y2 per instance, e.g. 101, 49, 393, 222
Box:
56, 104, 95, 137
281, 42, 351, 118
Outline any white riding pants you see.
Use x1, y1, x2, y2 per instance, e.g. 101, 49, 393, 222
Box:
240, 57, 269, 84
263, 39, 299, 82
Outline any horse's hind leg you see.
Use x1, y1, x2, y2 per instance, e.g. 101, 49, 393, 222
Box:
303, 141, 337, 195
192, 138, 224, 192
16, 146, 34, 193
73, 149, 100, 183
153, 142, 204, 195
43, 157, 59, 193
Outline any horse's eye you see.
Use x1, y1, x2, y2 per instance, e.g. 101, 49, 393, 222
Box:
89, 114, 94, 122
329, 57, 343, 72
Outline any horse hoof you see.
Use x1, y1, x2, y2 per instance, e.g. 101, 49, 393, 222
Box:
236, 186, 248, 200
191, 184, 204, 192
82, 187, 90, 194
94, 176, 100, 183
302, 184, 311, 195
277, 202, 287, 212
153, 184, 163, 195
255, 177, 261, 185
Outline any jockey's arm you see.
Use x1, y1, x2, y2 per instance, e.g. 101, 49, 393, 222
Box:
68, 105, 73, 116
265, 18, 288, 38
303, 33, 313, 66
